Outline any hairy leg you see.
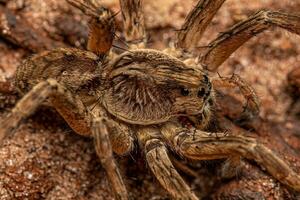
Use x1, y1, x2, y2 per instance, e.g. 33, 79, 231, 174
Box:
92, 117, 128, 200
137, 126, 198, 200
200, 10, 300, 71
105, 118, 135, 155
66, 0, 99, 17
176, 0, 226, 50
119, 0, 146, 47
161, 121, 300, 192
67, 0, 115, 57
0, 77, 133, 199
0, 78, 91, 142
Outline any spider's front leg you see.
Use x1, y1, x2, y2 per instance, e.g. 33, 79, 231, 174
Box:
137, 126, 198, 200
176, 0, 226, 50
200, 10, 300, 71
161, 121, 300, 192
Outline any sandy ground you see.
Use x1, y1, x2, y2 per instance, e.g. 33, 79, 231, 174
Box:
0, 0, 300, 199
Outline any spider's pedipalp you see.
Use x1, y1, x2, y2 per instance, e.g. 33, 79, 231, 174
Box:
200, 10, 300, 71
137, 127, 198, 200
119, 0, 146, 47
176, 0, 226, 50
161, 121, 300, 192
92, 117, 128, 200
212, 74, 260, 121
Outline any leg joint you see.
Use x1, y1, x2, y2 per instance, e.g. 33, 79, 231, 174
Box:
92, 117, 106, 127
145, 138, 164, 153
256, 9, 274, 23
46, 78, 60, 89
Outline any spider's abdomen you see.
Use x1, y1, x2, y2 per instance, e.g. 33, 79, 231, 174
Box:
15, 48, 101, 100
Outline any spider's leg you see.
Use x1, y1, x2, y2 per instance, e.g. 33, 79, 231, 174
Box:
0, 78, 133, 199
0, 78, 91, 142
66, 0, 99, 17
105, 118, 135, 156
67, 0, 115, 57
137, 127, 198, 200
119, 0, 146, 48
161, 121, 300, 192
92, 117, 128, 200
212, 74, 260, 121
176, 0, 226, 50
200, 10, 300, 71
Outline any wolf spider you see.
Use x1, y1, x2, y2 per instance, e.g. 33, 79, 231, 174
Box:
0, 0, 300, 199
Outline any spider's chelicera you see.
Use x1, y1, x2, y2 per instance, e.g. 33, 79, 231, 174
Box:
1, 0, 300, 199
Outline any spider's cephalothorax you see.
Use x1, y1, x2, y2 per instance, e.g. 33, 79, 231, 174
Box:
1, 0, 300, 199
100, 49, 214, 126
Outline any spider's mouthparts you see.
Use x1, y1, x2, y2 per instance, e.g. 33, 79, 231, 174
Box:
179, 114, 204, 129
178, 116, 194, 128
179, 101, 212, 130
188, 115, 203, 128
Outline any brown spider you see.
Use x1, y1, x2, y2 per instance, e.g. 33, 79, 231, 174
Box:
0, 0, 300, 199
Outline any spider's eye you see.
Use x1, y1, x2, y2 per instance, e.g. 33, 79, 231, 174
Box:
203, 75, 209, 83
180, 88, 190, 96
197, 88, 205, 98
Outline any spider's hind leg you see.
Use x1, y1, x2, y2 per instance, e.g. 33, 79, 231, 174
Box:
0, 78, 91, 142
67, 0, 115, 57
